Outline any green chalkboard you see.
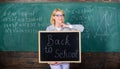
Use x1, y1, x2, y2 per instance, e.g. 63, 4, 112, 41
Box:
0, 2, 120, 52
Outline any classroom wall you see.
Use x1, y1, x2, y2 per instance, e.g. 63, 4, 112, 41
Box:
0, 0, 120, 69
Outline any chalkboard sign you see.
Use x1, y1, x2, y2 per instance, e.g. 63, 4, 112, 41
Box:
38, 31, 81, 63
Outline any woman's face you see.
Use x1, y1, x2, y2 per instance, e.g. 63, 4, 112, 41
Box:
53, 11, 64, 26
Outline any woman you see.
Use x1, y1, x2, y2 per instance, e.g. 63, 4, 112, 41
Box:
46, 8, 84, 69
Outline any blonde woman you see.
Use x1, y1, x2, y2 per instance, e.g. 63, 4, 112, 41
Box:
46, 8, 84, 69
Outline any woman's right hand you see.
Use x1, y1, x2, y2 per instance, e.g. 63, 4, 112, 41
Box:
48, 62, 62, 65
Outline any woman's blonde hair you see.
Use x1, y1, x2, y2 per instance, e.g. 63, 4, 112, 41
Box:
50, 8, 65, 25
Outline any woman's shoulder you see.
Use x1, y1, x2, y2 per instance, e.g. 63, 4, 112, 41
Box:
46, 25, 54, 29
47, 25, 54, 27
46, 25, 55, 31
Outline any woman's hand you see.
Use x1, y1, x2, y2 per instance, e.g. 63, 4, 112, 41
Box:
61, 23, 70, 28
48, 62, 62, 65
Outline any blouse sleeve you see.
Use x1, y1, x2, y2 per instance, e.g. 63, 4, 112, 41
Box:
69, 24, 84, 32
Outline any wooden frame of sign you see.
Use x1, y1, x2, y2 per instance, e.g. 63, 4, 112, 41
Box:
38, 31, 81, 63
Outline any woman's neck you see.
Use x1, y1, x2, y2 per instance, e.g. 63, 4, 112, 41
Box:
54, 23, 62, 28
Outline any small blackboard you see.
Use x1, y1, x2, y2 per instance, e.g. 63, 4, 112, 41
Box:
38, 31, 81, 63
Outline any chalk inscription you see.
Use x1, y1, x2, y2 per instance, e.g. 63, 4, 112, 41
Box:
47, 34, 70, 46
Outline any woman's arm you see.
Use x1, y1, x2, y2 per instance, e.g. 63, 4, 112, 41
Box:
70, 24, 84, 32
61, 23, 84, 32
64, 23, 84, 32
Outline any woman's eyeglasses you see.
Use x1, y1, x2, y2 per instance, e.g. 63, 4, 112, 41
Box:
54, 14, 64, 17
